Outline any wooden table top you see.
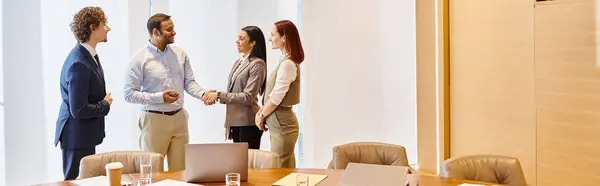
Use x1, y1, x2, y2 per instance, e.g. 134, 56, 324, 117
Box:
33, 168, 499, 186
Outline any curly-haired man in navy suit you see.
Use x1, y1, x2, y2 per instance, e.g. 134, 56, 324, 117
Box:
54, 6, 112, 180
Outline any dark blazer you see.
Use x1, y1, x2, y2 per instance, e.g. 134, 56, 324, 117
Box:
54, 43, 110, 149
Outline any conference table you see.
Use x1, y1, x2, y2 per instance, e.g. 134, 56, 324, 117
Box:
34, 168, 499, 186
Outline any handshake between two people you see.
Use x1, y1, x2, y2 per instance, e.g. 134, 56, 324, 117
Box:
202, 90, 218, 106
160, 89, 219, 106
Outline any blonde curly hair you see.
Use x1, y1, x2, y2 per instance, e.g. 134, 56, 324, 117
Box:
70, 6, 107, 43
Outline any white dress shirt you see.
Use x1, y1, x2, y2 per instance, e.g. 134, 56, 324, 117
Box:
269, 55, 298, 106
80, 42, 98, 64
124, 42, 206, 112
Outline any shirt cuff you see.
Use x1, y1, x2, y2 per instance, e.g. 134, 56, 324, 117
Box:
152, 92, 164, 103
218, 91, 225, 99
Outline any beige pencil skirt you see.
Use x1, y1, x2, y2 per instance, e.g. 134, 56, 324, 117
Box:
265, 106, 299, 168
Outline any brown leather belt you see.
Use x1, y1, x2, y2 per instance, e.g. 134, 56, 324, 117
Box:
146, 108, 181, 116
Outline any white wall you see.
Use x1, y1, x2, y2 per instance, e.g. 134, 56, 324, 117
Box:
41, 0, 148, 182
39, 0, 150, 184
0, 0, 149, 185
0, 0, 5, 184
300, 0, 417, 167
0, 0, 416, 184
158, 0, 299, 154
3, 0, 47, 185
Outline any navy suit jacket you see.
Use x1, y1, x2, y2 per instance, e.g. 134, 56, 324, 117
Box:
54, 43, 110, 149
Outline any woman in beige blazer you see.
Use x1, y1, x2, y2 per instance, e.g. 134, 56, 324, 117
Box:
203, 26, 267, 149
256, 20, 304, 168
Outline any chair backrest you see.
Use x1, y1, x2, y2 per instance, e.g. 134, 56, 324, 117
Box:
440, 155, 527, 186
327, 142, 414, 173
248, 149, 280, 168
78, 151, 164, 179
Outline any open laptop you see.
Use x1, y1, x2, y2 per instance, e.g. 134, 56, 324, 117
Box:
184, 143, 249, 183
339, 163, 409, 186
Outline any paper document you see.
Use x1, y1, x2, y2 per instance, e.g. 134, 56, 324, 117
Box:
458, 184, 486, 186
70, 176, 109, 186
145, 179, 201, 186
70, 176, 134, 186
272, 173, 327, 186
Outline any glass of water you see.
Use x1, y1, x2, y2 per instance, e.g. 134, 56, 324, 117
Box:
225, 173, 240, 186
139, 156, 152, 184
297, 174, 309, 186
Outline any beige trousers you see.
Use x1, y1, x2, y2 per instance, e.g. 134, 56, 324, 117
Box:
265, 107, 299, 168
138, 108, 189, 171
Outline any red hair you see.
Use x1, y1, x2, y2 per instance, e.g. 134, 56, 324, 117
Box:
275, 20, 304, 64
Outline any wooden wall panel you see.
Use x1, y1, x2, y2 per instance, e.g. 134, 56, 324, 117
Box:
449, 0, 537, 185
416, 0, 440, 173
535, 1, 600, 185
448, 0, 600, 185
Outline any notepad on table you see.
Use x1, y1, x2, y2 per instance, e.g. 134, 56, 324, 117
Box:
70, 176, 109, 186
458, 184, 486, 186
272, 173, 327, 186
70, 176, 132, 186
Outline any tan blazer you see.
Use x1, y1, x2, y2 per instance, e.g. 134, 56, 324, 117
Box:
218, 56, 267, 129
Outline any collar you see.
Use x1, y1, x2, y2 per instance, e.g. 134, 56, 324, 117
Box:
147, 40, 169, 53
280, 53, 290, 61
80, 42, 97, 57
240, 53, 250, 62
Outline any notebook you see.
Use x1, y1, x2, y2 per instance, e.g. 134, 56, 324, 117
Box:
272, 173, 328, 186
70, 176, 132, 186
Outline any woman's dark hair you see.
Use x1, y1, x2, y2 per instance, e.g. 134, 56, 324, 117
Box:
242, 26, 267, 95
